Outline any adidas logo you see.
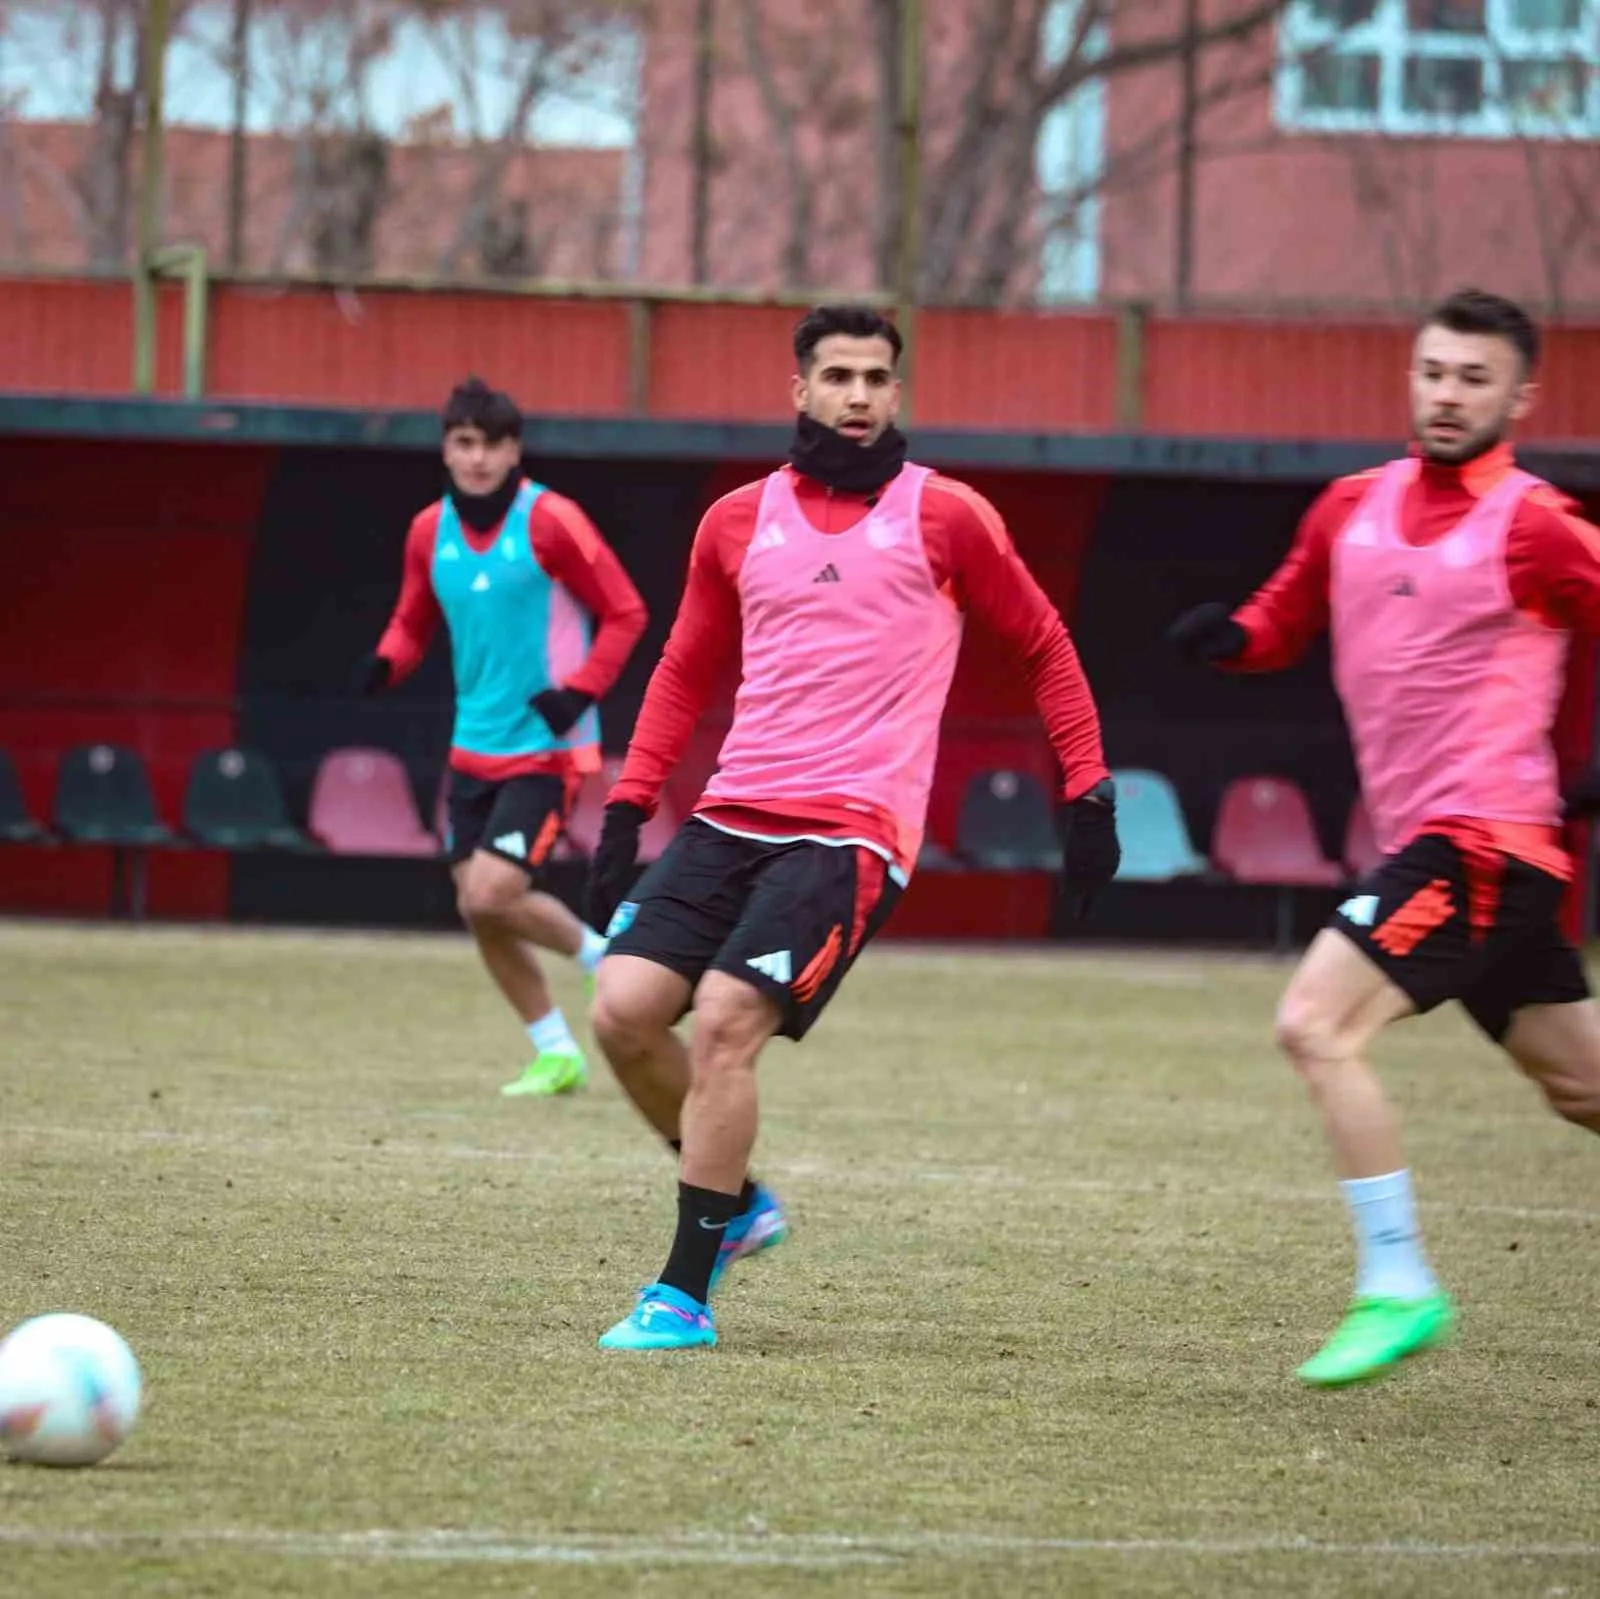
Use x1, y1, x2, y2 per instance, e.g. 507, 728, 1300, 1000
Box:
494, 830, 528, 857
1390, 576, 1416, 597
1338, 893, 1378, 928
470, 572, 491, 592
812, 563, 841, 584
439, 544, 461, 561
746, 950, 793, 983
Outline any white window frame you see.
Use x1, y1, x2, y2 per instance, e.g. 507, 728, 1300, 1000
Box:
1275, 0, 1600, 138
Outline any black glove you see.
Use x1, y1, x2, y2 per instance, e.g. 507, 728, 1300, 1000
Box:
1563, 769, 1600, 819
584, 801, 648, 935
530, 685, 595, 737
1168, 602, 1247, 665
1055, 779, 1120, 919
352, 653, 392, 695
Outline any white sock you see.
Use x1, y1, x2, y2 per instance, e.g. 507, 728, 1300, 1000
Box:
1340, 1169, 1438, 1300
527, 1008, 577, 1056
575, 926, 608, 974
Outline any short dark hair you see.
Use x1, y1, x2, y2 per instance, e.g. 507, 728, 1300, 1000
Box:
1423, 288, 1540, 374
442, 377, 522, 442
793, 304, 903, 371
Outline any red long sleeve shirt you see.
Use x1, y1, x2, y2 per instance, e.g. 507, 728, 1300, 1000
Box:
376, 482, 647, 780
612, 466, 1108, 867
1231, 443, 1600, 874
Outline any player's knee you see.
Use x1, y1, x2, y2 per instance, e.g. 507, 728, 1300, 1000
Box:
455, 869, 521, 927
691, 986, 772, 1074
1542, 1072, 1600, 1134
1274, 994, 1344, 1075
590, 978, 663, 1065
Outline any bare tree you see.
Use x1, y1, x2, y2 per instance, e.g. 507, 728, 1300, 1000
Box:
417, 0, 635, 276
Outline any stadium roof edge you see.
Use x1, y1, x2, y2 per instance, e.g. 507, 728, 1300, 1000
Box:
0, 393, 1596, 487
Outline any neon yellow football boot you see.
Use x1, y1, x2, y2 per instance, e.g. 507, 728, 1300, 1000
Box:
500, 1047, 588, 1098
1296, 1292, 1455, 1387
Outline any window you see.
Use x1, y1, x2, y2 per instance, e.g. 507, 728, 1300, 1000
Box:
1277, 0, 1599, 135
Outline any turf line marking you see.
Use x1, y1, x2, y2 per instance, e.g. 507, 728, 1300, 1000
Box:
2, 1528, 1599, 1567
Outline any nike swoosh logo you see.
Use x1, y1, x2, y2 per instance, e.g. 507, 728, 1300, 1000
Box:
696, 1217, 729, 1231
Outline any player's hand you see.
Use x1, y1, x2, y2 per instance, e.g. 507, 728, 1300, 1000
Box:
1563, 768, 1600, 818
352, 653, 392, 695
1168, 602, 1247, 665
584, 801, 648, 934
529, 686, 595, 737
1056, 780, 1120, 919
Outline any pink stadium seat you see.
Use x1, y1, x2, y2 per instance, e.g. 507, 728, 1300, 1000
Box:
565, 757, 680, 862
1343, 796, 1385, 880
1211, 776, 1342, 886
308, 748, 438, 857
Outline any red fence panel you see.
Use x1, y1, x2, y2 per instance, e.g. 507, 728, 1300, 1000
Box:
207, 287, 633, 412
915, 309, 1120, 431
1142, 319, 1413, 439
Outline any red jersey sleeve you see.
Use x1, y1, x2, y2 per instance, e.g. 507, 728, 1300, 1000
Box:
609, 489, 752, 815
528, 491, 649, 699
375, 505, 444, 683
1505, 487, 1600, 635
923, 476, 1109, 802
1228, 478, 1362, 672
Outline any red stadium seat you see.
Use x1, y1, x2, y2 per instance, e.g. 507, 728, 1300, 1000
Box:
1212, 776, 1342, 886
1342, 796, 1385, 880
565, 757, 681, 862
308, 748, 438, 857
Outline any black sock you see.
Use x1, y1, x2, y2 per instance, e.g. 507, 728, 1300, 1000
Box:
659, 1182, 743, 1305
669, 1140, 756, 1212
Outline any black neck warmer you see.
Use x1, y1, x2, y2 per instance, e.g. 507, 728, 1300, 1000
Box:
448, 471, 523, 532
788, 413, 908, 496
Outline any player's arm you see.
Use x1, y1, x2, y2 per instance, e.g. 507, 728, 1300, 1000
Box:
1508, 490, 1600, 635
584, 500, 744, 932
607, 503, 743, 816
366, 508, 443, 689
928, 478, 1109, 800
1170, 482, 1350, 672
928, 479, 1119, 914
527, 493, 649, 732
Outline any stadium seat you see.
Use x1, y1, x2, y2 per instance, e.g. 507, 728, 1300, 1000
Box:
1211, 776, 1341, 885
307, 748, 439, 857
54, 744, 174, 847
1110, 768, 1207, 881
1212, 775, 1341, 951
955, 769, 1061, 870
54, 744, 177, 919
0, 748, 48, 843
1342, 796, 1385, 880
565, 758, 680, 862
183, 749, 309, 850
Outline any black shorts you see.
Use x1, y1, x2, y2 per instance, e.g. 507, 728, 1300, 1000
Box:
1329, 832, 1589, 1043
604, 818, 904, 1041
444, 772, 570, 875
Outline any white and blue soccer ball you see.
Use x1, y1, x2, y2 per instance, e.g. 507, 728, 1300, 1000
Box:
0, 1312, 142, 1466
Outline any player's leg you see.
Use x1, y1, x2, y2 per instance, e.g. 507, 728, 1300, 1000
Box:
589, 953, 693, 1142
1280, 839, 1474, 1385
594, 824, 786, 1348
446, 774, 598, 1096
1462, 908, 1600, 1133
458, 775, 607, 970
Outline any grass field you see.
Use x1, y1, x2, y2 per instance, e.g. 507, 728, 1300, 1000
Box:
1, 921, 1597, 1598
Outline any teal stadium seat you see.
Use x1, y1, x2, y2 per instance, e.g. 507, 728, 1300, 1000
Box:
53, 743, 176, 919
184, 748, 309, 850
0, 748, 48, 843
54, 744, 173, 847
1111, 768, 1207, 880
956, 769, 1061, 870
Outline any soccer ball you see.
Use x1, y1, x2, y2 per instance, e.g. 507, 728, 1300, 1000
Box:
0, 1313, 142, 1467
